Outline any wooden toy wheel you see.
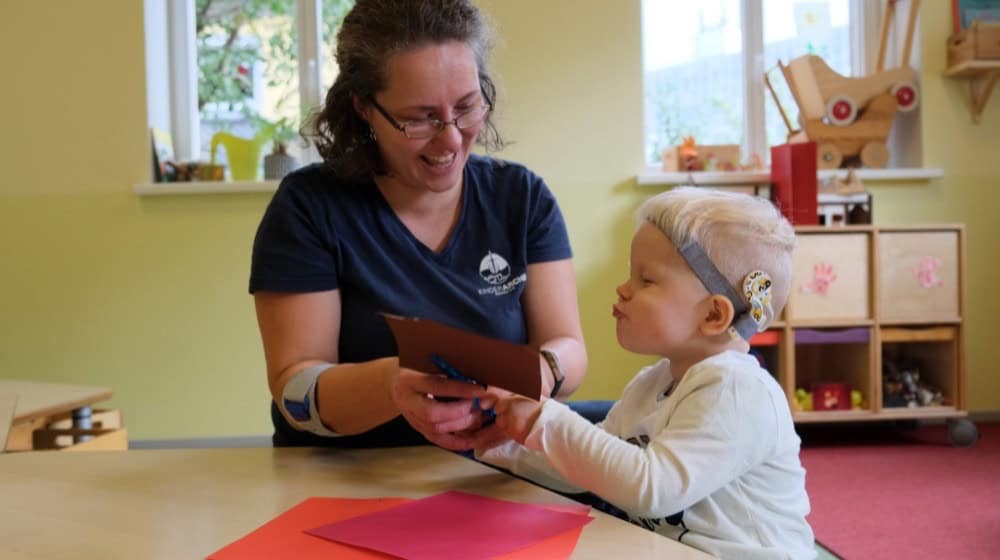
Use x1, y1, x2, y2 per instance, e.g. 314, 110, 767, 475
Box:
860, 142, 889, 168
817, 143, 843, 169
825, 96, 857, 126
891, 81, 920, 112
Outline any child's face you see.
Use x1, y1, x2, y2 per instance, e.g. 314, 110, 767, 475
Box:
613, 223, 708, 357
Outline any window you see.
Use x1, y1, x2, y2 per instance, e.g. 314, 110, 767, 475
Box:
642, 0, 921, 170
145, 0, 353, 174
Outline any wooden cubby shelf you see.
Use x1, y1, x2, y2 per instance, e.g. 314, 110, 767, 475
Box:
749, 225, 976, 444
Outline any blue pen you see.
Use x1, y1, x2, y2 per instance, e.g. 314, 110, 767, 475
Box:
431, 353, 482, 387
430, 354, 496, 425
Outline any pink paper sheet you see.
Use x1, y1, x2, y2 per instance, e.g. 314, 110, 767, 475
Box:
306, 490, 593, 560
208, 496, 590, 560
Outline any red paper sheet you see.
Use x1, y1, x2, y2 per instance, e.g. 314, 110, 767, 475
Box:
208, 495, 590, 560
307, 491, 593, 560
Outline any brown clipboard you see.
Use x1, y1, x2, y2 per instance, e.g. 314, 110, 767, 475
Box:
383, 314, 542, 400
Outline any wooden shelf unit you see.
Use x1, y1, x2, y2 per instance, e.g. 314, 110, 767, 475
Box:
943, 60, 1000, 124
749, 225, 969, 427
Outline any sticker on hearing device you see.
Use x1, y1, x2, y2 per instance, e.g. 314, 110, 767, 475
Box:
742, 270, 773, 327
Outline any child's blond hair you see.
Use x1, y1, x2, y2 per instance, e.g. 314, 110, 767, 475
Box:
636, 187, 797, 326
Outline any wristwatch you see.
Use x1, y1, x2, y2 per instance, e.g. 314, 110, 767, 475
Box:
540, 349, 565, 398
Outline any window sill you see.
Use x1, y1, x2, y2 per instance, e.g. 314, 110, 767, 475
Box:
636, 167, 944, 187
133, 180, 280, 196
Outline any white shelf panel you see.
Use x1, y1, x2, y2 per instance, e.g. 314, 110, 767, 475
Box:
637, 167, 944, 187
133, 180, 280, 196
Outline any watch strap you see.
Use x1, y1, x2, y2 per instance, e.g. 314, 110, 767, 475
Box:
540, 349, 565, 398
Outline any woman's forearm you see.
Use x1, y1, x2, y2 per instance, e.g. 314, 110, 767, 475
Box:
311, 357, 401, 434
541, 336, 588, 398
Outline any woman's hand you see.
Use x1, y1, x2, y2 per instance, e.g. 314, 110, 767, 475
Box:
386, 363, 494, 450
494, 395, 544, 445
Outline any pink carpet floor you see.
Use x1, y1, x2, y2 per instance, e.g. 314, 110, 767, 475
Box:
799, 421, 1000, 559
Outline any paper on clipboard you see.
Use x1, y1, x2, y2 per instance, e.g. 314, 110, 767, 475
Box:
382, 314, 542, 400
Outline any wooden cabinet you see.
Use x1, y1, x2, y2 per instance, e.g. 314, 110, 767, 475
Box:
750, 225, 976, 444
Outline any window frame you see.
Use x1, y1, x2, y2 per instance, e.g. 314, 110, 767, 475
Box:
154, 0, 325, 162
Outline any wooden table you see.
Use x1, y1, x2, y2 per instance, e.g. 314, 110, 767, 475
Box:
0, 446, 711, 559
0, 380, 121, 451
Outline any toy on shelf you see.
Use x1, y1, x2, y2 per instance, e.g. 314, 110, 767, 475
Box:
817, 169, 872, 226
765, 0, 922, 169
883, 356, 945, 408
679, 136, 703, 171
812, 382, 852, 411
794, 389, 813, 412
661, 137, 744, 172
793, 387, 865, 412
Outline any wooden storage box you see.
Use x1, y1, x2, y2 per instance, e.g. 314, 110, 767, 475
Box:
787, 231, 871, 322
878, 229, 961, 323
948, 21, 1000, 67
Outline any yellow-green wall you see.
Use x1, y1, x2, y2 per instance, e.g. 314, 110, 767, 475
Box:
2, 1, 997, 439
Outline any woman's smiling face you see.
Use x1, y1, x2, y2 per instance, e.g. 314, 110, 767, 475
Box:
365, 41, 484, 195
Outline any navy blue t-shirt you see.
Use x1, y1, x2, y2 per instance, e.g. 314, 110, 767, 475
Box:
250, 154, 572, 447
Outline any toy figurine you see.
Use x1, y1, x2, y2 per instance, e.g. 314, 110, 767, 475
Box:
883, 356, 944, 407
851, 389, 864, 410
678, 136, 703, 171
794, 388, 813, 412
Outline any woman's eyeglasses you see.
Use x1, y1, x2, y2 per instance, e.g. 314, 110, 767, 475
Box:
368, 97, 490, 139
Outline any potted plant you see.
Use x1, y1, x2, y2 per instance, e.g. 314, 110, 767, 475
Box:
262, 117, 300, 179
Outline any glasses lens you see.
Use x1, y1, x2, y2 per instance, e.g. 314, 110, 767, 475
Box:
456, 106, 488, 129
402, 106, 489, 139
403, 122, 437, 139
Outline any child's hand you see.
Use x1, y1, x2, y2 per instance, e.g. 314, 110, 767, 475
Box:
494, 395, 544, 444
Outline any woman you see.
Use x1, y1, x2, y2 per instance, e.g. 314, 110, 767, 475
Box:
250, 0, 596, 451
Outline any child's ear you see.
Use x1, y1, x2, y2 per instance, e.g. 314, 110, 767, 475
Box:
700, 295, 736, 336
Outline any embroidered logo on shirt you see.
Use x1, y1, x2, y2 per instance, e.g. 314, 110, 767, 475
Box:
479, 251, 511, 285
477, 251, 526, 296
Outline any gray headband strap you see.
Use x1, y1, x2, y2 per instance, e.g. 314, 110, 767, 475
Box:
677, 241, 759, 341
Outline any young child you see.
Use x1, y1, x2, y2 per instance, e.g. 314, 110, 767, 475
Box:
478, 187, 815, 559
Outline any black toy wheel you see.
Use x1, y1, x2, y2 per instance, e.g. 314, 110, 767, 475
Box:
947, 418, 979, 448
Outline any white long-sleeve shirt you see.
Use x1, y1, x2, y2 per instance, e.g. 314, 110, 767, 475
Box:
479, 351, 815, 560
